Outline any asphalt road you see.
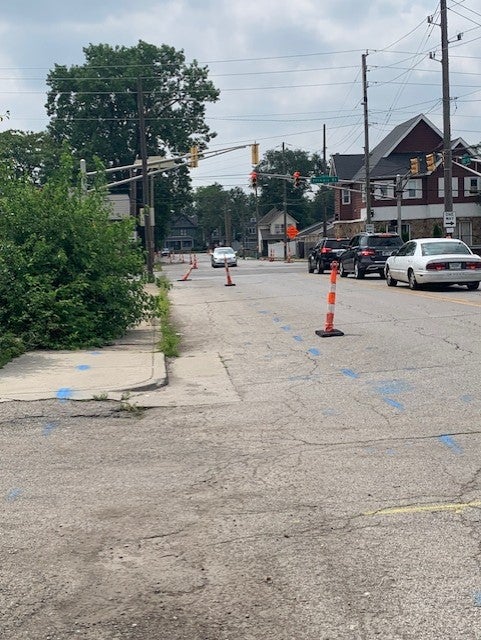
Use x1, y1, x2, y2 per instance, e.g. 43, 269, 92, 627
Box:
2, 253, 481, 639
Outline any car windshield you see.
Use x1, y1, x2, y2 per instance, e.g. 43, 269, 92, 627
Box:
421, 241, 471, 256
366, 236, 402, 247
215, 248, 234, 255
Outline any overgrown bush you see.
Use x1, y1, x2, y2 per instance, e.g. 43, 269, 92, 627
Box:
0, 156, 152, 357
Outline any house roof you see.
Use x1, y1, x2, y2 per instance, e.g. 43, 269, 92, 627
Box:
258, 207, 298, 225
332, 114, 466, 183
331, 154, 364, 181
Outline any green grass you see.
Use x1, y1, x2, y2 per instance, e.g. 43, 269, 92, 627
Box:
155, 275, 181, 357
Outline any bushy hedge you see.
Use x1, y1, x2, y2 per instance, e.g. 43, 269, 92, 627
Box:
0, 157, 153, 358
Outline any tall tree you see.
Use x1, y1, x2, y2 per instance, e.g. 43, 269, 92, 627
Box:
256, 148, 322, 228
0, 130, 61, 185
46, 41, 220, 244
46, 41, 220, 168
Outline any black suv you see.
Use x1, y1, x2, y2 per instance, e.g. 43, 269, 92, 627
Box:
339, 233, 403, 279
307, 237, 349, 274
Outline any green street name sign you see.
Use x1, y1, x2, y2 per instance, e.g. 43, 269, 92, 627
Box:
311, 175, 339, 184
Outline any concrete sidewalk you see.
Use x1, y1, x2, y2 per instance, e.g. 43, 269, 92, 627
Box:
0, 319, 240, 407
0, 317, 167, 404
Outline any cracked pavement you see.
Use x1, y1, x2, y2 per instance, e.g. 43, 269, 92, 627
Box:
1, 256, 481, 639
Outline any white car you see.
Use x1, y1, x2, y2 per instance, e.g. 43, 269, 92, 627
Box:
211, 246, 237, 268
384, 237, 481, 290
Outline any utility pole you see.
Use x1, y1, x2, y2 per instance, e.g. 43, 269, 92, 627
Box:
282, 142, 288, 260
362, 52, 372, 227
137, 76, 155, 279
440, 0, 453, 231
322, 124, 328, 237
396, 174, 402, 237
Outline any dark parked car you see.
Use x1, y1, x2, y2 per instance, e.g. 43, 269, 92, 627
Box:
307, 237, 350, 274
339, 232, 403, 279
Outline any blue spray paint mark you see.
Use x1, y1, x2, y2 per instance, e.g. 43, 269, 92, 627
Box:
322, 408, 338, 416
88, 351, 101, 356
56, 387, 73, 400
307, 348, 320, 356
75, 364, 91, 371
42, 422, 59, 437
473, 592, 481, 607
273, 317, 281, 323
386, 449, 396, 456
460, 394, 474, 403
281, 325, 291, 331
293, 335, 303, 342
383, 398, 405, 411
438, 435, 463, 455
374, 380, 412, 395
6, 488, 22, 502
341, 368, 359, 379
258, 310, 269, 314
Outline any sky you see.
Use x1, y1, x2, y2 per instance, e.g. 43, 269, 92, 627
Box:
1, 0, 481, 190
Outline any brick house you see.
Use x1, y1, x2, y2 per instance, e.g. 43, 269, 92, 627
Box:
331, 114, 481, 246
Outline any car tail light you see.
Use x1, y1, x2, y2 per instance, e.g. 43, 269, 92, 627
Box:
465, 262, 481, 270
321, 247, 330, 253
426, 262, 447, 271
359, 249, 375, 256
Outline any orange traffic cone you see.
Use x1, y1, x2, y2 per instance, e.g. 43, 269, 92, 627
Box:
315, 261, 344, 337
224, 257, 236, 287
178, 263, 194, 281
192, 254, 198, 269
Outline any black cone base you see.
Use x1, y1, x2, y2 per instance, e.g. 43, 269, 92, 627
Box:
315, 328, 344, 337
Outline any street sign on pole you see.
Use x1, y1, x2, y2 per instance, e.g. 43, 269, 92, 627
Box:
311, 175, 339, 184
443, 211, 456, 228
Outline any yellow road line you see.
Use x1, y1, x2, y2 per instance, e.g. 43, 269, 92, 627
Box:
364, 500, 481, 516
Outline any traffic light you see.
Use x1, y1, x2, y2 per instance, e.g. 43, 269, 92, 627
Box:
293, 171, 301, 187
251, 143, 259, 165
410, 157, 420, 175
426, 153, 436, 172
189, 145, 198, 168
250, 171, 258, 188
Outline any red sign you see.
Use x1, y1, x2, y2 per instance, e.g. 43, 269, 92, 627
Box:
286, 225, 299, 239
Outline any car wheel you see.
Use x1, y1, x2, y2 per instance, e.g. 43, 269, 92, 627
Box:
308, 259, 315, 274
408, 269, 418, 290
466, 281, 480, 290
317, 260, 324, 274
339, 262, 348, 278
354, 261, 365, 279
386, 267, 397, 287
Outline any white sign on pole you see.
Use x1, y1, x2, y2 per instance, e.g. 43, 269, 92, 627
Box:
443, 211, 456, 227
365, 223, 375, 233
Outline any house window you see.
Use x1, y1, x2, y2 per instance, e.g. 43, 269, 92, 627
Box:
274, 223, 285, 234
457, 220, 472, 245
438, 178, 459, 198
374, 182, 394, 200
179, 228, 187, 236
404, 179, 422, 199
401, 223, 411, 241
464, 176, 481, 196
342, 188, 351, 205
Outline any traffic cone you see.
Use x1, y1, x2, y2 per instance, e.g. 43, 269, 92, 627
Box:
315, 261, 344, 337
192, 254, 198, 269
177, 263, 194, 281
224, 257, 236, 287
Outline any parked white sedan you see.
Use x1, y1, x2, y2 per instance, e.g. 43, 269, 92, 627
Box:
384, 238, 481, 290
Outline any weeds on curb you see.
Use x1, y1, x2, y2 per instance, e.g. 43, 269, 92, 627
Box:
155, 275, 180, 357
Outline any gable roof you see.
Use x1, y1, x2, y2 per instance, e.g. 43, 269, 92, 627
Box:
258, 207, 298, 225
331, 154, 364, 181
352, 114, 443, 181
